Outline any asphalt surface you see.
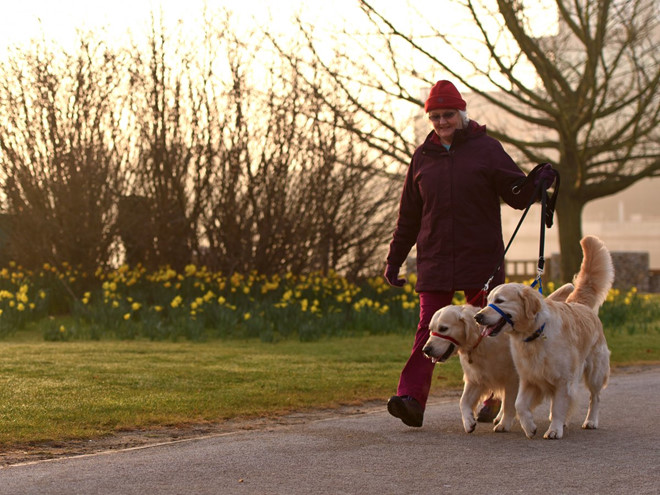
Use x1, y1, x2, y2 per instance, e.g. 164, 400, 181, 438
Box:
1, 366, 659, 495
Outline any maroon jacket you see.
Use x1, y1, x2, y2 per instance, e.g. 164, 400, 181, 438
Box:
386, 120, 537, 292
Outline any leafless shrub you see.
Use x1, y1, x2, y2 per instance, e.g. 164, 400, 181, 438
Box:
0, 35, 131, 270
0, 9, 398, 278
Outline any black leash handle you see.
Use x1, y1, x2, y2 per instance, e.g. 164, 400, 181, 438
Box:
477, 165, 559, 296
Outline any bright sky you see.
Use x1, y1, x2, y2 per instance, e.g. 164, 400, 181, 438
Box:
0, 0, 472, 104
0, 0, 559, 95
0, 0, 369, 54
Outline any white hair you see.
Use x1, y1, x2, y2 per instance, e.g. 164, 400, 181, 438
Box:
458, 110, 469, 128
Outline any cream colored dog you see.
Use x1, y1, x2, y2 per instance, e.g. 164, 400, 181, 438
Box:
474, 235, 614, 439
422, 283, 574, 434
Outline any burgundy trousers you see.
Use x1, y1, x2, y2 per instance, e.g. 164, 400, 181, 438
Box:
396, 289, 486, 409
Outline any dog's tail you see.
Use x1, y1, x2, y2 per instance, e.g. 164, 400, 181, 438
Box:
565, 235, 614, 312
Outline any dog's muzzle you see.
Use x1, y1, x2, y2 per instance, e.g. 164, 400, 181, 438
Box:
423, 343, 455, 363
423, 331, 459, 363
475, 304, 513, 337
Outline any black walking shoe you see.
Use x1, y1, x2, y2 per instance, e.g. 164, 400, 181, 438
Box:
387, 395, 424, 427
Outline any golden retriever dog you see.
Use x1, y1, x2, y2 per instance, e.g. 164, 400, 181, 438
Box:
474, 235, 614, 439
422, 283, 574, 434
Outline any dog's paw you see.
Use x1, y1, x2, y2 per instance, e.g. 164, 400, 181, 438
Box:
493, 422, 510, 433
519, 418, 537, 438
543, 427, 563, 439
582, 420, 598, 429
463, 417, 477, 434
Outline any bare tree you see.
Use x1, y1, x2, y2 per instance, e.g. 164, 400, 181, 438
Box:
201, 30, 398, 277
0, 35, 131, 270
279, 0, 660, 281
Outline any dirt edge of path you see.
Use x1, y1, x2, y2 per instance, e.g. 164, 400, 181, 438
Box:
0, 398, 403, 468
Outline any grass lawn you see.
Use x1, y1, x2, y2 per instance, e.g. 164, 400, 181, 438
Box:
0, 330, 463, 446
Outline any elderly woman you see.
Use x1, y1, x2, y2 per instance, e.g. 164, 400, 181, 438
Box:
384, 80, 556, 427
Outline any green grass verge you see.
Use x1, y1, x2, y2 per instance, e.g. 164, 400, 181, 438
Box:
0, 330, 463, 446
0, 326, 658, 447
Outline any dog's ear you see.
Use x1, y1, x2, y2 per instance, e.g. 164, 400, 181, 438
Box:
520, 287, 542, 321
460, 306, 479, 336
429, 310, 441, 332
458, 308, 470, 337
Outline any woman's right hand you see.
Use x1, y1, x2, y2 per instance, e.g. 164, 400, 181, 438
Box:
384, 264, 406, 287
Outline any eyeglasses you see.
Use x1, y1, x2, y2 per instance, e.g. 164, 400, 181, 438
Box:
428, 111, 458, 121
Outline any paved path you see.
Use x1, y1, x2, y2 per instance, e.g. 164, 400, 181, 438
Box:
1, 367, 659, 495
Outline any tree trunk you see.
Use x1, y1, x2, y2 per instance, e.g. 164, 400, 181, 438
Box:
555, 193, 585, 283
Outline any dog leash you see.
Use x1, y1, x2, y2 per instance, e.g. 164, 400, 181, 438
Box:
467, 164, 560, 306
531, 184, 548, 294
530, 167, 561, 295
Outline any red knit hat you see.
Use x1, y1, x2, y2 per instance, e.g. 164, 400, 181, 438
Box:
424, 80, 467, 112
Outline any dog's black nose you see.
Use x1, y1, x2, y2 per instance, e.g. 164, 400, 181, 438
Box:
475, 313, 485, 324
422, 346, 432, 356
